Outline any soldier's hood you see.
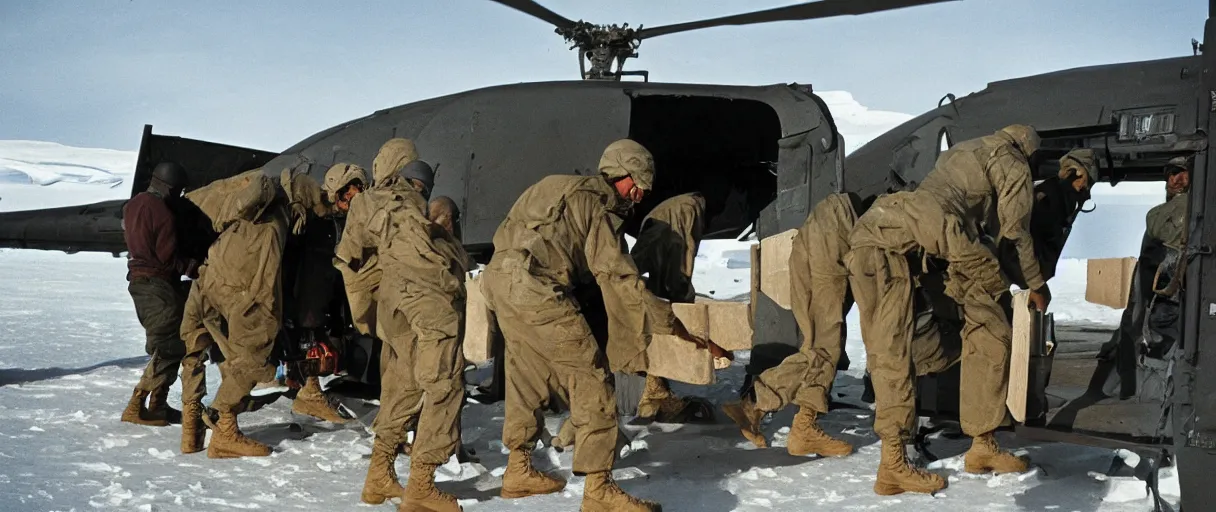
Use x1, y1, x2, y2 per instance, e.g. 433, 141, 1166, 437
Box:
186, 169, 278, 232
995, 124, 1041, 158
1059, 148, 1098, 189
372, 138, 419, 188
598, 139, 655, 190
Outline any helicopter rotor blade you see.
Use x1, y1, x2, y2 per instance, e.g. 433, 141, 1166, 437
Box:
636, 0, 958, 40
485, 0, 577, 30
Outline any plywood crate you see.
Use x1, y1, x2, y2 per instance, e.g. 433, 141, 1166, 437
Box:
1085, 257, 1138, 309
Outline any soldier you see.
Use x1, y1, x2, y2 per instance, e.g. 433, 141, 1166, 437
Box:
629, 192, 708, 422
335, 141, 466, 510
178, 170, 288, 459
1091, 155, 1190, 397
722, 192, 866, 456
121, 162, 196, 427
480, 139, 705, 512
845, 125, 1076, 495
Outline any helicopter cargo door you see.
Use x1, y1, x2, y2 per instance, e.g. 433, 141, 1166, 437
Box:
748, 85, 847, 376
462, 86, 631, 248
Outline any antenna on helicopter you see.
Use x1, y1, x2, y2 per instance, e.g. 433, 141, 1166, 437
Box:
487, 0, 959, 81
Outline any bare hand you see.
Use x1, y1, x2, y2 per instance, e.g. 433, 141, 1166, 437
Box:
1028, 284, 1052, 312
671, 319, 707, 349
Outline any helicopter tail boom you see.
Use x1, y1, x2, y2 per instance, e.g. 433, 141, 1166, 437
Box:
0, 199, 127, 254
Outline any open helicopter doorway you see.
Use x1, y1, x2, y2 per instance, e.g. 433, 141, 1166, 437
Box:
625, 95, 781, 239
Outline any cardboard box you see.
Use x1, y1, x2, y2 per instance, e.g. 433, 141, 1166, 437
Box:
1085, 257, 1138, 309
647, 334, 715, 385
759, 229, 798, 310
703, 299, 753, 351
463, 274, 495, 364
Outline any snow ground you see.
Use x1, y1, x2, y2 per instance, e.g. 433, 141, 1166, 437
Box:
0, 246, 1178, 512
0, 137, 1178, 511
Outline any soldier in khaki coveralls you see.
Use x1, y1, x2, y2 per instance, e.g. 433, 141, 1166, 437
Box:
177, 171, 288, 459
629, 191, 708, 422
481, 139, 704, 512
847, 126, 1097, 495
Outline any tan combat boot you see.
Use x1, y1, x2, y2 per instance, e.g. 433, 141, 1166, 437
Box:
362, 439, 406, 505
500, 449, 566, 498
207, 412, 272, 459
148, 387, 182, 425
581, 471, 660, 512
786, 408, 853, 457
401, 461, 461, 512
964, 432, 1029, 475
873, 438, 946, 496
721, 398, 768, 448
180, 401, 206, 454
121, 389, 169, 427
636, 375, 677, 420
291, 376, 348, 423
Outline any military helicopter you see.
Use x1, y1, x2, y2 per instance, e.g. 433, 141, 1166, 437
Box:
0, 0, 1212, 509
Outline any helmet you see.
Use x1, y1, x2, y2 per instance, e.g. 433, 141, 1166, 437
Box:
598, 139, 655, 190
151, 162, 187, 190
400, 160, 434, 198
1165, 155, 1192, 174
322, 163, 367, 203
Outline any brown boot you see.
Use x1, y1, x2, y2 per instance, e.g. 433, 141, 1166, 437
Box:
581, 471, 660, 512
362, 439, 406, 505
292, 376, 348, 423
207, 412, 271, 459
121, 389, 169, 427
964, 432, 1029, 475
401, 461, 461, 512
180, 401, 206, 454
636, 375, 679, 420
786, 408, 853, 457
500, 449, 566, 499
873, 438, 946, 496
147, 387, 182, 425
721, 398, 768, 448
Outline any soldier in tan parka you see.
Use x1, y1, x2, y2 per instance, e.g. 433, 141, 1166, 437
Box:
629, 191, 709, 422
480, 139, 705, 512
178, 170, 289, 459
333, 146, 467, 510
846, 125, 1078, 495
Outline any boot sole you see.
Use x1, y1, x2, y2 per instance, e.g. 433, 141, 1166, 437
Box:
788, 446, 853, 458
121, 416, 170, 427
873, 481, 945, 496
360, 491, 403, 505
501, 485, 566, 499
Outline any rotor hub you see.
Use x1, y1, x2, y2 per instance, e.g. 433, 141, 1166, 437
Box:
557, 21, 642, 80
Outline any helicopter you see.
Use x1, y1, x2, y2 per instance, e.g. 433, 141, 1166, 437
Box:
0, 0, 1211, 509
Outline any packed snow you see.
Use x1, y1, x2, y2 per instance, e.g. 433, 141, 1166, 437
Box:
0, 133, 1180, 511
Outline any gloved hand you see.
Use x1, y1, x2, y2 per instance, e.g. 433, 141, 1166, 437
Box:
289, 202, 308, 235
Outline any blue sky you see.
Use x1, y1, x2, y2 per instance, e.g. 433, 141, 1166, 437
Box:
1, 1, 1205, 151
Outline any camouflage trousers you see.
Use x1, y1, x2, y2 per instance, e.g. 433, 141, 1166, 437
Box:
847, 246, 1004, 441
129, 277, 188, 394
372, 297, 465, 465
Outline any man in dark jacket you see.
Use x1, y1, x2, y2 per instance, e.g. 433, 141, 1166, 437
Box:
121, 162, 196, 427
